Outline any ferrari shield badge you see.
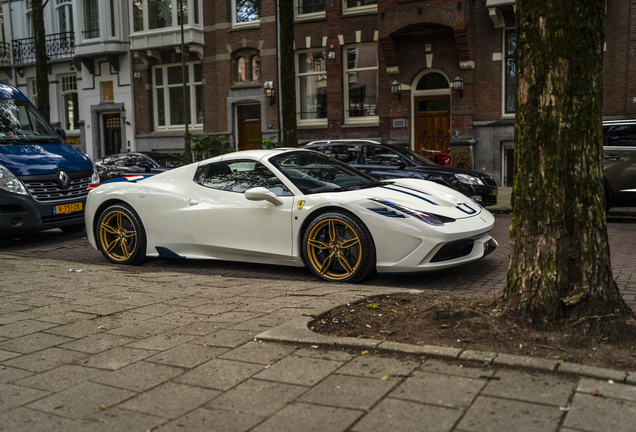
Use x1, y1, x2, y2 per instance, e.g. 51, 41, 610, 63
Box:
297, 200, 305, 210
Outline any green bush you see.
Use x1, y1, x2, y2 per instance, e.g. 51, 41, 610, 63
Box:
191, 133, 234, 159
450, 149, 472, 170
249, 136, 285, 149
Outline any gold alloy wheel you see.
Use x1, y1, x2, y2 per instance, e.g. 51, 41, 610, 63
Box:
306, 218, 362, 281
99, 210, 138, 262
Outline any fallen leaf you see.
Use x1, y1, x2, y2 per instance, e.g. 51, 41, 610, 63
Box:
97, 326, 105, 329
591, 389, 602, 397
54, 405, 64, 409
96, 405, 107, 410
381, 374, 391, 381
361, 350, 369, 355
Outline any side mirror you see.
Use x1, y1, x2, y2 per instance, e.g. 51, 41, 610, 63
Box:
245, 187, 284, 206
56, 128, 67, 141
390, 158, 405, 168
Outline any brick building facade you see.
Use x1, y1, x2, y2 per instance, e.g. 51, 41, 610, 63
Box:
293, 0, 636, 186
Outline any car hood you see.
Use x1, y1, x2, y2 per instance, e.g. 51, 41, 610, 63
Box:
410, 163, 489, 178
356, 179, 483, 219
0, 144, 93, 176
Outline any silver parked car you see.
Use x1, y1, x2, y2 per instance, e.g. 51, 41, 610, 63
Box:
603, 120, 636, 210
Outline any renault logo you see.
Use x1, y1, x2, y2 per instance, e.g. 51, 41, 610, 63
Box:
59, 170, 70, 188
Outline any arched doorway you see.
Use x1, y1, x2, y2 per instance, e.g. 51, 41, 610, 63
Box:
412, 71, 451, 155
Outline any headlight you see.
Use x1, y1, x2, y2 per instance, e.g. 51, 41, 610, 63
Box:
90, 168, 100, 185
455, 174, 484, 186
0, 164, 28, 195
369, 198, 454, 226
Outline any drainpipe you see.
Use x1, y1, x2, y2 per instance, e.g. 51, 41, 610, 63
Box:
276, 0, 282, 134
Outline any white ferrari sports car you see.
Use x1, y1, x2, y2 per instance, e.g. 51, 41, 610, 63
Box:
85, 149, 497, 283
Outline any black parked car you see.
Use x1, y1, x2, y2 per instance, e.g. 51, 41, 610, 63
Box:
94, 152, 191, 182
303, 140, 498, 206
603, 119, 636, 210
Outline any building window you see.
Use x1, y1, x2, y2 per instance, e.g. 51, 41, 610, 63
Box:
153, 62, 203, 129
56, 0, 74, 34
296, 49, 327, 125
234, 52, 260, 83
343, 0, 377, 15
234, 0, 260, 27
344, 44, 378, 124
295, 0, 325, 20
29, 79, 37, 107
132, 0, 201, 33
83, 0, 100, 39
504, 29, 516, 114
61, 75, 79, 130
26, 1, 34, 37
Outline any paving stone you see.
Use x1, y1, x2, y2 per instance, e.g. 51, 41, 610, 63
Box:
129, 304, 189, 316
44, 320, 106, 339
145, 344, 228, 368
577, 378, 636, 402
104, 321, 177, 338
335, 355, 419, 379
82, 347, 156, 370
493, 353, 558, 371
124, 333, 197, 350
558, 362, 627, 382
220, 341, 296, 365
0, 406, 75, 432
71, 303, 135, 316
0, 366, 34, 383
352, 398, 461, 432
147, 312, 204, 327
84, 408, 167, 432
2, 348, 88, 372
0, 383, 50, 412
168, 321, 230, 336
191, 329, 257, 348
298, 374, 395, 410
190, 303, 239, 315
391, 371, 485, 409
459, 350, 497, 363
118, 382, 220, 419
58, 333, 136, 354
419, 358, 496, 379
206, 379, 307, 417
457, 395, 563, 432
231, 308, 313, 331
26, 382, 135, 419
35, 311, 99, 325
378, 341, 463, 359
293, 348, 355, 362
482, 369, 575, 406
0, 320, 58, 338
253, 402, 362, 432
174, 358, 263, 391
15, 365, 106, 392
91, 361, 185, 392
254, 354, 343, 386
159, 407, 264, 432
0, 332, 74, 355
564, 392, 636, 432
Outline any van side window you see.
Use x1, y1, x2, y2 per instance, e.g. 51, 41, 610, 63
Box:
605, 125, 636, 147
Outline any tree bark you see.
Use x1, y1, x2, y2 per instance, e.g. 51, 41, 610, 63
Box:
33, 0, 50, 120
502, 0, 631, 322
279, 0, 297, 146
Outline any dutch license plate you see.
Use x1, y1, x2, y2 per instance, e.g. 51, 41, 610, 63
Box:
493, 189, 499, 196
53, 202, 83, 214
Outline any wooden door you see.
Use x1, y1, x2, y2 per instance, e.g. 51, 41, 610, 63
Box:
414, 96, 450, 155
237, 105, 262, 151
104, 114, 122, 156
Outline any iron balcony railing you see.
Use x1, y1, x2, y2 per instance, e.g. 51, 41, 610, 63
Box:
0, 42, 11, 67
12, 32, 75, 65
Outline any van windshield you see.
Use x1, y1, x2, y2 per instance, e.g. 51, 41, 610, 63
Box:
0, 99, 63, 144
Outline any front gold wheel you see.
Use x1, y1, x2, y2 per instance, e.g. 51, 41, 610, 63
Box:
97, 204, 147, 265
303, 212, 375, 283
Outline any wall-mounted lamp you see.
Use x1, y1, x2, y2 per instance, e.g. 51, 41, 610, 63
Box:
264, 81, 276, 106
390, 79, 402, 102
17, 68, 24, 78
121, 116, 131, 126
451, 75, 464, 99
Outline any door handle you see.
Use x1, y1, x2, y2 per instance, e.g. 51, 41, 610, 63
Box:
188, 199, 199, 206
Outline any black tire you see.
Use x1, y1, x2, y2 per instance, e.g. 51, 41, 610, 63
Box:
96, 204, 147, 265
60, 223, 85, 233
303, 211, 376, 283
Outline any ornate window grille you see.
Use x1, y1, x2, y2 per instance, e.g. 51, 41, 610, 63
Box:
12, 32, 75, 65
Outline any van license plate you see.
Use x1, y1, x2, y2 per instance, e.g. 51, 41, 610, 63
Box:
53, 202, 83, 214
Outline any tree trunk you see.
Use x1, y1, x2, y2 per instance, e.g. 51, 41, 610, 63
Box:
279, 0, 297, 146
502, 0, 631, 322
33, 0, 49, 120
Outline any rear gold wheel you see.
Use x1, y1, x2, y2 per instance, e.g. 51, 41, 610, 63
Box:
97, 204, 147, 265
303, 212, 375, 283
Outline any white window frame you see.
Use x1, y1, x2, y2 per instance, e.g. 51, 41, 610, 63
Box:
295, 48, 327, 127
343, 43, 379, 126
29, 78, 38, 107
342, 0, 377, 16
55, 0, 74, 34
502, 27, 516, 118
294, 0, 325, 22
60, 74, 79, 131
152, 62, 204, 131
81, 0, 100, 40
131, 0, 202, 34
232, 0, 261, 29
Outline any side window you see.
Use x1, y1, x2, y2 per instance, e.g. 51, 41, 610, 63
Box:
330, 145, 359, 164
121, 155, 147, 167
605, 125, 636, 148
364, 146, 402, 166
198, 160, 292, 196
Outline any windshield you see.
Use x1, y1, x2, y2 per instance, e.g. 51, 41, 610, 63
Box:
392, 146, 439, 166
269, 151, 379, 195
0, 99, 62, 144
149, 153, 191, 168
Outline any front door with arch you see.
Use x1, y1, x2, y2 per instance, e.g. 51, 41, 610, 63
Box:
412, 71, 451, 156
103, 114, 122, 156
237, 105, 262, 150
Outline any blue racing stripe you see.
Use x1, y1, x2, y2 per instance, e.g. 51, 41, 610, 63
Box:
380, 185, 439, 206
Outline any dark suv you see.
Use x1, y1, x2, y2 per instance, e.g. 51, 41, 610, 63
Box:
603, 120, 636, 210
303, 140, 498, 206
94, 152, 191, 182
